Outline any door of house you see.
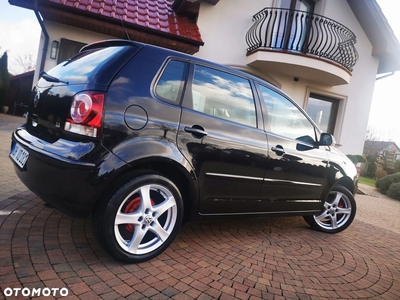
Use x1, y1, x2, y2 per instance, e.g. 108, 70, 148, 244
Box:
276, 0, 315, 52
57, 39, 86, 64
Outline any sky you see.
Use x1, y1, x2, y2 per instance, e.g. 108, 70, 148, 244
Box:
0, 2, 40, 75
0, 0, 399, 145
367, 0, 400, 145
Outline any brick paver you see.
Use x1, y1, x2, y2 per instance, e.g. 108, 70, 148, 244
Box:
1, 113, 400, 299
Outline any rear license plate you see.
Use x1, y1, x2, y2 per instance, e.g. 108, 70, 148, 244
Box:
11, 143, 29, 168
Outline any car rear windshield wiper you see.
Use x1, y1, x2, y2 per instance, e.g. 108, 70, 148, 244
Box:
40, 71, 69, 84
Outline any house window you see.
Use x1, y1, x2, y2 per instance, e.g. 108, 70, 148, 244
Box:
306, 93, 339, 134
57, 38, 86, 64
275, 0, 315, 52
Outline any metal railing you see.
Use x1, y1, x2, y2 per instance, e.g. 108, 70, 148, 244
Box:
246, 8, 359, 71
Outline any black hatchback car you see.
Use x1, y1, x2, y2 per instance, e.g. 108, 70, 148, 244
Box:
10, 40, 357, 263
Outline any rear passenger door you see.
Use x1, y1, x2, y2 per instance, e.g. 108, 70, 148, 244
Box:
177, 64, 268, 215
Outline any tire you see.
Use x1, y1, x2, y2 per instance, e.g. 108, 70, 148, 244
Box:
93, 174, 183, 263
303, 185, 356, 234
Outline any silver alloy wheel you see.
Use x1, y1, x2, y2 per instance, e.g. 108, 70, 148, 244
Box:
313, 189, 353, 230
114, 184, 177, 255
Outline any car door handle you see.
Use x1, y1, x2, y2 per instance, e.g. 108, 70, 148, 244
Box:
184, 126, 208, 138
271, 145, 285, 156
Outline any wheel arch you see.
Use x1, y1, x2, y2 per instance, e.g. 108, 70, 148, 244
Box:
321, 175, 356, 206
334, 177, 356, 194
94, 156, 198, 224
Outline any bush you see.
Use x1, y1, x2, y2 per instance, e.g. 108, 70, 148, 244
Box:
375, 172, 400, 193
375, 169, 388, 179
355, 155, 367, 163
346, 154, 366, 165
347, 154, 358, 165
387, 182, 400, 200
366, 161, 377, 178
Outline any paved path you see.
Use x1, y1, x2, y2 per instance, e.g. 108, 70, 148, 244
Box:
0, 113, 399, 299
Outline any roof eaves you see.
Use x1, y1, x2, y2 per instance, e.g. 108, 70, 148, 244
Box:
347, 0, 400, 74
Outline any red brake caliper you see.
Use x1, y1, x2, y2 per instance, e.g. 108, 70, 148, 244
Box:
123, 197, 155, 233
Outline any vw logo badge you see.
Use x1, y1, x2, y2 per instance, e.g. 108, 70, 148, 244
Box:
144, 215, 153, 225
33, 91, 40, 107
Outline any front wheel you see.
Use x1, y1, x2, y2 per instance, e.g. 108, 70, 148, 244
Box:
304, 185, 356, 233
93, 174, 183, 263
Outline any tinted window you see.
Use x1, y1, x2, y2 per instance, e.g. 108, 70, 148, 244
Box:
46, 46, 136, 85
258, 84, 316, 143
190, 65, 256, 127
155, 60, 187, 104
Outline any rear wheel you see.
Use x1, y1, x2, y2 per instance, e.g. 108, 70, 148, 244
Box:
304, 185, 356, 233
94, 174, 183, 263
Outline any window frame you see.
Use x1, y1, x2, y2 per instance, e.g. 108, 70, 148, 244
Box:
182, 62, 262, 129
255, 82, 319, 145
306, 93, 340, 135
153, 57, 189, 106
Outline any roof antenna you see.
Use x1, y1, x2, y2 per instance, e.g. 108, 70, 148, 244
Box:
120, 17, 131, 41
114, 0, 131, 40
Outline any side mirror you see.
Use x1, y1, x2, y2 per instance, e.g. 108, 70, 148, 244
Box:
319, 133, 335, 146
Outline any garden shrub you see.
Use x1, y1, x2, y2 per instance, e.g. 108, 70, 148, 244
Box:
346, 155, 358, 165
355, 155, 366, 163
386, 182, 400, 200
364, 155, 378, 177
375, 169, 387, 179
375, 172, 400, 193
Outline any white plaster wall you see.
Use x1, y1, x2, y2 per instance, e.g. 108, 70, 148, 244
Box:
195, 0, 379, 155
195, 0, 274, 66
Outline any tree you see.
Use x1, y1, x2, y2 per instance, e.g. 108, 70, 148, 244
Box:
0, 51, 9, 108
14, 53, 36, 73
366, 126, 379, 141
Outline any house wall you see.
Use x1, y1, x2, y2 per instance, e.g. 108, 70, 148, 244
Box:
195, 0, 379, 155
33, 21, 114, 84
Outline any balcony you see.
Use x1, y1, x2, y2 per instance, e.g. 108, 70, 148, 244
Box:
245, 8, 359, 86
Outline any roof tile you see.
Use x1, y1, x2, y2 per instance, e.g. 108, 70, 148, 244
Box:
48, 0, 202, 43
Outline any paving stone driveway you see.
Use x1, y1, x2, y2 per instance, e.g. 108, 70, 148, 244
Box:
1, 114, 400, 300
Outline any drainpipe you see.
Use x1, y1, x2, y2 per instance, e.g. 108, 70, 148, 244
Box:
33, 0, 49, 73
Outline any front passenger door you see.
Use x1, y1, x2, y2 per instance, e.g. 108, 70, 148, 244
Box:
257, 84, 329, 213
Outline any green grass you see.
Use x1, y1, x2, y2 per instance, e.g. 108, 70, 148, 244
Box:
359, 176, 376, 187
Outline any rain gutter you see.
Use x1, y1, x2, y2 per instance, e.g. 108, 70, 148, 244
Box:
33, 0, 48, 73
376, 72, 395, 81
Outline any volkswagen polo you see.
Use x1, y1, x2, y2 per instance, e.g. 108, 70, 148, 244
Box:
10, 40, 358, 263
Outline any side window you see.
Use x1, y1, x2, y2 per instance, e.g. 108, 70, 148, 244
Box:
155, 60, 187, 104
190, 65, 256, 127
258, 84, 316, 143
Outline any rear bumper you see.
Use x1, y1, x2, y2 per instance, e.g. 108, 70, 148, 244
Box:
10, 127, 124, 217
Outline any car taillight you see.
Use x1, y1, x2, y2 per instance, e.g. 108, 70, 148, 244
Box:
64, 91, 105, 137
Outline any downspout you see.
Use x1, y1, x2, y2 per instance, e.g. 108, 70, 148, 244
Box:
33, 0, 49, 73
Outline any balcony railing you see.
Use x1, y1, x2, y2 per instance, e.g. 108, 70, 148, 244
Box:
246, 8, 359, 71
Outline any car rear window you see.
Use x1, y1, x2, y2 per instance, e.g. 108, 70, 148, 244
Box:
44, 45, 138, 86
